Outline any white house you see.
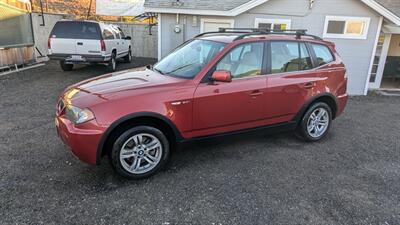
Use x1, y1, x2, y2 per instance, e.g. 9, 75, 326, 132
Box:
144, 0, 400, 95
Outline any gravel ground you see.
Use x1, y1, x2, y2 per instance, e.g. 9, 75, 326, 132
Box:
0, 60, 399, 225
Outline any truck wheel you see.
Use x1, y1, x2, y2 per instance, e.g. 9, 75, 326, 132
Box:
296, 102, 332, 142
110, 126, 170, 179
123, 48, 132, 63
60, 61, 73, 71
107, 52, 117, 72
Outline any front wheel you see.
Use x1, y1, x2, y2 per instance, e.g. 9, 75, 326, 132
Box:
110, 126, 170, 179
296, 102, 332, 142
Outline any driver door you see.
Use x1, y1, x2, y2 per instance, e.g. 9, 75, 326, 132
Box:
192, 42, 267, 137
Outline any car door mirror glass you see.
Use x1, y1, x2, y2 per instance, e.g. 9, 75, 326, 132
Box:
211, 70, 232, 82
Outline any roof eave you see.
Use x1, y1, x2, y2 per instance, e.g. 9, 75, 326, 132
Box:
361, 0, 400, 26
144, 0, 271, 16
145, 0, 400, 26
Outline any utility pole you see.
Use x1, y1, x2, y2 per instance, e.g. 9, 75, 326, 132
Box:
87, 0, 93, 19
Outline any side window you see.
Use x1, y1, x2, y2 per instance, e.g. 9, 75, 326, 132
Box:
270, 41, 313, 74
311, 44, 334, 66
115, 31, 121, 39
102, 28, 114, 40
216, 42, 264, 79
118, 28, 126, 38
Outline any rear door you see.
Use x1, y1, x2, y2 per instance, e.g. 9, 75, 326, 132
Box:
265, 41, 318, 123
50, 21, 77, 54
50, 21, 102, 56
73, 22, 102, 56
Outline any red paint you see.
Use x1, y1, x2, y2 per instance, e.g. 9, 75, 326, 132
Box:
56, 34, 348, 165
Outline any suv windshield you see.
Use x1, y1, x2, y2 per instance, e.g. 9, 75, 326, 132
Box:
153, 39, 226, 79
50, 21, 101, 40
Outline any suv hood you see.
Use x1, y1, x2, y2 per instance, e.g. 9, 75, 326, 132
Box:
63, 67, 186, 107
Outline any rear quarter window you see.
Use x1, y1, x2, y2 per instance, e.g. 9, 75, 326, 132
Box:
50, 21, 101, 40
311, 44, 335, 66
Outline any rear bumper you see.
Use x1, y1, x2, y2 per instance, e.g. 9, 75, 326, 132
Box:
48, 54, 110, 63
336, 93, 349, 118
55, 116, 107, 165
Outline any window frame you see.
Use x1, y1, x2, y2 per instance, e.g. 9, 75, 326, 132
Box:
254, 18, 292, 31
323, 15, 371, 40
202, 41, 267, 82
266, 40, 316, 75
200, 18, 235, 33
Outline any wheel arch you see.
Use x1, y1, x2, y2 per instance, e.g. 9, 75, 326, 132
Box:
96, 112, 183, 165
293, 93, 338, 124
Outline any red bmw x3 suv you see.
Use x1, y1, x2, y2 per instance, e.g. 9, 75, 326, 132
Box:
55, 29, 348, 179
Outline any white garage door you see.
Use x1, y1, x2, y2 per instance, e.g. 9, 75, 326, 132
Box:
201, 18, 235, 32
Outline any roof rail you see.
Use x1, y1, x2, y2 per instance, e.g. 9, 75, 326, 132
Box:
195, 28, 323, 41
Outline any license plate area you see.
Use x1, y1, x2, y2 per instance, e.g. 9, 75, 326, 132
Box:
68, 55, 84, 61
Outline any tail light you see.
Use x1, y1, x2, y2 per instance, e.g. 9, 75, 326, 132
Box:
100, 40, 106, 51
48, 38, 51, 49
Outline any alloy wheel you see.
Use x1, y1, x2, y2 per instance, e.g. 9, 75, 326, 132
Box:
119, 133, 163, 174
306, 107, 330, 138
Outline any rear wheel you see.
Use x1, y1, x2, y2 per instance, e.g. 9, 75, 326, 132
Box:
110, 126, 170, 179
60, 61, 73, 71
107, 52, 117, 72
296, 102, 332, 142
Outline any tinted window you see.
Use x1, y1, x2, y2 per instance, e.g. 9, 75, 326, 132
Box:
311, 44, 334, 66
216, 42, 264, 79
50, 21, 101, 40
153, 40, 226, 79
103, 28, 115, 40
271, 41, 313, 74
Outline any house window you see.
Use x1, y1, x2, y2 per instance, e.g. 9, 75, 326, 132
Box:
200, 18, 234, 33
323, 16, 370, 39
254, 18, 291, 31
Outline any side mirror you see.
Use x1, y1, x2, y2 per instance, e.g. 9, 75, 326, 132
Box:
125, 36, 132, 40
211, 70, 232, 82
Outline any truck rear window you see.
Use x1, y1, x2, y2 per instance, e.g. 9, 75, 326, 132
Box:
50, 21, 101, 40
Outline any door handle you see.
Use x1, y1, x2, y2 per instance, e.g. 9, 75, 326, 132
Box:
304, 82, 315, 89
77, 42, 83, 45
250, 90, 264, 97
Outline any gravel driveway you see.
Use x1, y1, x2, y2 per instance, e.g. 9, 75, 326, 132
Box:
0, 60, 399, 225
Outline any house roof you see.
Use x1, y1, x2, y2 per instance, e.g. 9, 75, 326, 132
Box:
144, 0, 400, 25
144, 0, 250, 11
374, 0, 400, 18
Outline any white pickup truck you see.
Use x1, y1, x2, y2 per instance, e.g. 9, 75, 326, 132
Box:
48, 20, 132, 72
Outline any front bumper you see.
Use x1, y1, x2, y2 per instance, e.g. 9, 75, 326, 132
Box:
55, 116, 106, 165
48, 54, 110, 64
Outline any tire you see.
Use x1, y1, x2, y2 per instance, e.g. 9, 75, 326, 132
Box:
107, 52, 117, 72
60, 61, 73, 71
123, 48, 132, 63
110, 126, 170, 179
296, 102, 332, 142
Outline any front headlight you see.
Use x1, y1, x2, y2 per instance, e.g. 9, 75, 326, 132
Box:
65, 105, 95, 125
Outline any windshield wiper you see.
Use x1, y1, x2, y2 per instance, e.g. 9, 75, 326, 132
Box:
164, 63, 195, 74
153, 67, 165, 75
